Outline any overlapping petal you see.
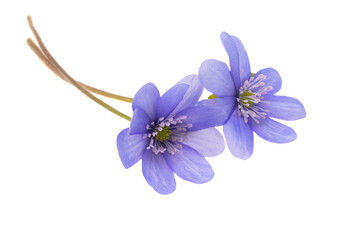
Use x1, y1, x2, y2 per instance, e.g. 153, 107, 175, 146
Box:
252, 68, 282, 95
184, 127, 225, 157
164, 144, 214, 184
129, 108, 151, 135
142, 150, 176, 194
171, 75, 203, 115
197, 97, 237, 124
198, 59, 236, 97
220, 32, 251, 90
176, 105, 228, 132
259, 95, 306, 121
223, 109, 254, 160
132, 83, 160, 120
249, 117, 297, 143
156, 83, 189, 119
117, 128, 149, 169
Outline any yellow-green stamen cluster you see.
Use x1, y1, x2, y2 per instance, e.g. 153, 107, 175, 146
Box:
144, 115, 192, 155
237, 74, 272, 123
155, 126, 172, 142
239, 90, 255, 107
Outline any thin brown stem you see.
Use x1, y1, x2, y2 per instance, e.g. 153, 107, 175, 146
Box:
27, 38, 133, 102
27, 16, 131, 121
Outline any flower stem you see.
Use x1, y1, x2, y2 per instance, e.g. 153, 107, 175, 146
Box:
27, 16, 132, 122
27, 39, 133, 102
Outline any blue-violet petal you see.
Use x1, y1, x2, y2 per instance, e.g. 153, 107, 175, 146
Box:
198, 59, 236, 97
223, 109, 254, 160
176, 105, 228, 132
132, 82, 160, 120
156, 83, 189, 119
197, 97, 237, 124
184, 127, 225, 157
259, 95, 306, 121
129, 108, 151, 135
249, 117, 297, 143
252, 68, 282, 95
164, 144, 214, 184
220, 32, 251, 90
117, 128, 149, 169
142, 150, 176, 195
171, 75, 204, 115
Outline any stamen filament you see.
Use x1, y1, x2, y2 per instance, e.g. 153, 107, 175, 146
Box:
237, 74, 272, 124
27, 16, 132, 121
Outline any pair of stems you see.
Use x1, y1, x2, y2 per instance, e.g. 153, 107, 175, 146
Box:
27, 16, 133, 122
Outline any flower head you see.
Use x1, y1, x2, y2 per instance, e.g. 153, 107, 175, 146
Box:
117, 75, 226, 194
198, 32, 306, 160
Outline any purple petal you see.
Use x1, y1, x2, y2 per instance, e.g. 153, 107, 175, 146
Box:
171, 75, 204, 115
223, 109, 254, 160
249, 117, 297, 143
132, 83, 160, 120
156, 83, 189, 119
197, 97, 237, 124
129, 108, 151, 135
259, 95, 306, 121
252, 68, 282, 95
117, 128, 149, 169
220, 32, 251, 90
184, 127, 225, 157
198, 59, 236, 97
164, 144, 214, 184
142, 150, 176, 195
176, 105, 228, 132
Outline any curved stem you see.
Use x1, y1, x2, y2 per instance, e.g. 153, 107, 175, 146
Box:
81, 83, 133, 102
27, 16, 131, 121
27, 38, 133, 102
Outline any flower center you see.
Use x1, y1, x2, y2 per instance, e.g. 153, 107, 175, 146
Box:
237, 74, 272, 124
154, 126, 172, 142
143, 115, 192, 155
239, 90, 255, 107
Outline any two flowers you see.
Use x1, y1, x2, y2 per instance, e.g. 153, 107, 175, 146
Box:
117, 32, 306, 194
27, 17, 305, 194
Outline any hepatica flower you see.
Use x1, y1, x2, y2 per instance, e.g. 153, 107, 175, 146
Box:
199, 32, 306, 160
27, 15, 306, 194
117, 75, 226, 194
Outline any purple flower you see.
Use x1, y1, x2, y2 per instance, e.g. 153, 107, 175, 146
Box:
198, 32, 306, 160
117, 75, 226, 194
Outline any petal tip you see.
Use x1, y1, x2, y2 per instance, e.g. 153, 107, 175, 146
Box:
116, 128, 147, 169
132, 82, 160, 120
224, 110, 254, 160
153, 184, 176, 195
288, 130, 297, 143
229, 147, 253, 160
299, 103, 307, 119
220, 31, 231, 40
201, 169, 215, 184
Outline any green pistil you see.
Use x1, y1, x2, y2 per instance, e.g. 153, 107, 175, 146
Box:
240, 90, 255, 107
155, 126, 172, 142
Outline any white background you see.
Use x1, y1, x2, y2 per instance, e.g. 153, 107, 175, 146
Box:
1, 0, 359, 239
